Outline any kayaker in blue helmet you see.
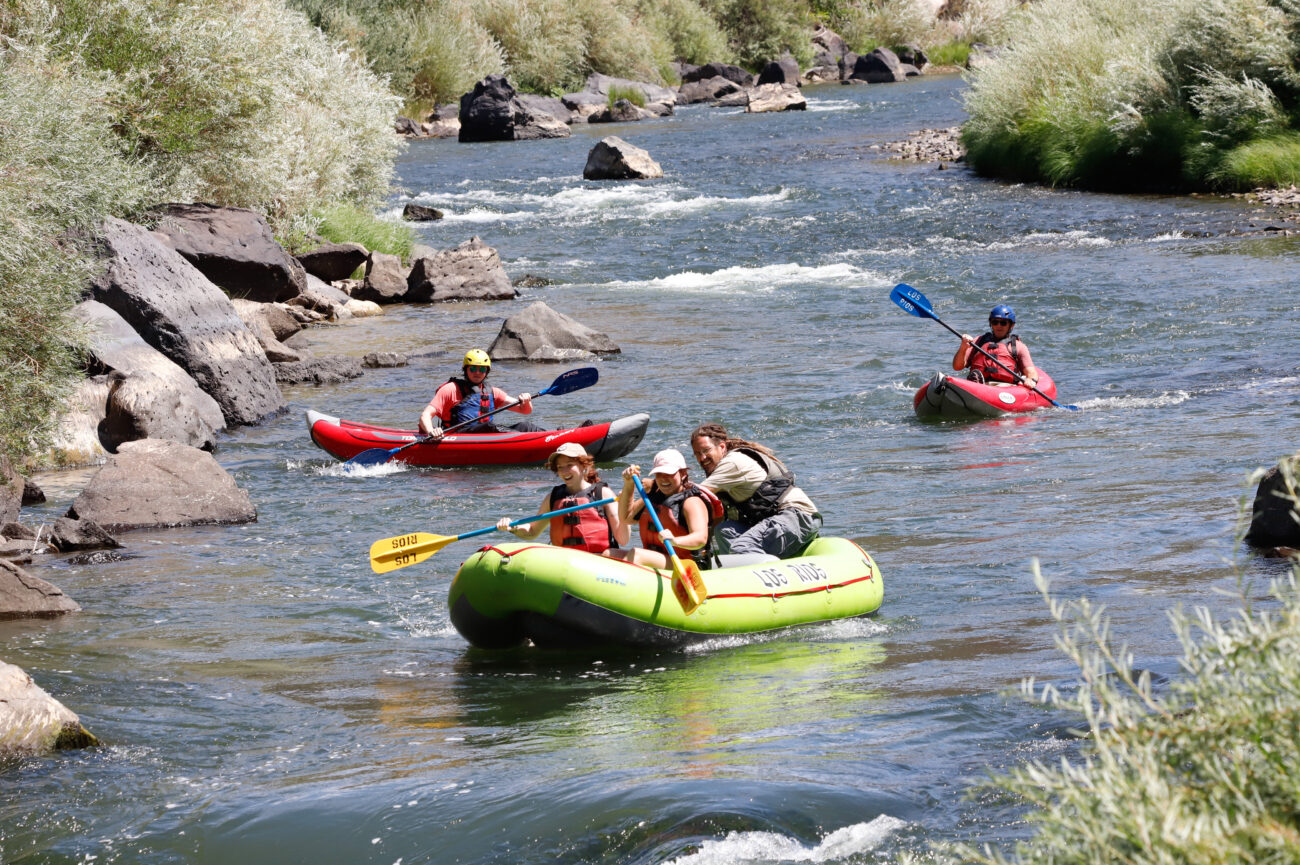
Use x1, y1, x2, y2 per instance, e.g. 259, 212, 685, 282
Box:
418, 349, 543, 439
952, 304, 1039, 388
689, 422, 821, 560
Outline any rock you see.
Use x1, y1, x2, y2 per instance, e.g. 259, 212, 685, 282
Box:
230, 298, 302, 363
756, 57, 801, 87
152, 203, 306, 303
423, 103, 461, 138
517, 93, 573, 125
344, 298, 383, 318
0, 661, 97, 751
395, 116, 422, 136
402, 203, 444, 222
21, 479, 44, 506
74, 300, 226, 451
363, 352, 408, 368
1247, 457, 1300, 547
839, 52, 858, 80
0, 456, 20, 525
513, 274, 555, 288
290, 275, 353, 320
897, 44, 929, 71
2, 522, 36, 540
67, 438, 257, 532
670, 61, 700, 82
487, 301, 621, 361
273, 356, 365, 385
583, 136, 664, 180
582, 73, 677, 107
261, 302, 304, 341
40, 376, 112, 468
811, 24, 849, 67
296, 242, 368, 283
560, 90, 608, 123
680, 63, 753, 87
715, 89, 752, 108
88, 218, 285, 427
803, 65, 840, 83
406, 237, 517, 302
848, 48, 907, 83
49, 516, 121, 553
678, 76, 744, 105
0, 538, 37, 559
459, 75, 570, 142
591, 99, 653, 123
746, 83, 807, 113
0, 561, 80, 620
354, 252, 409, 304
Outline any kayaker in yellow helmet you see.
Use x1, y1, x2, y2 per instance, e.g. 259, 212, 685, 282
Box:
953, 305, 1039, 388
689, 423, 821, 560
418, 349, 542, 439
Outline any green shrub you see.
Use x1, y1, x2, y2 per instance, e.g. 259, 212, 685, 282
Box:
473, 0, 590, 93
1213, 132, 1300, 189
931, 464, 1300, 865
608, 83, 647, 106
926, 40, 970, 67
313, 204, 415, 262
638, 0, 732, 65
698, 0, 815, 70
836, 0, 933, 54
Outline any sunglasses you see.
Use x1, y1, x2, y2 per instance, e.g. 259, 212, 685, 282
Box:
466, 365, 489, 373
989, 318, 1012, 326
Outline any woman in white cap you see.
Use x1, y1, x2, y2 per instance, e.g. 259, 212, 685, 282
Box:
606, 448, 722, 569
495, 442, 624, 554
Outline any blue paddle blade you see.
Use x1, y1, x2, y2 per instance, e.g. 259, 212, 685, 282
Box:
344, 446, 401, 467
890, 283, 936, 319
540, 366, 599, 396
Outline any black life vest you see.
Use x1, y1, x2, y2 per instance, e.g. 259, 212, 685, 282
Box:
549, 482, 617, 554
638, 482, 724, 567
716, 446, 795, 525
448, 376, 495, 431
968, 334, 1022, 384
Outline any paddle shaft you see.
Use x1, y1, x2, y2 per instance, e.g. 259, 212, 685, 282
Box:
631, 474, 685, 561
466, 496, 616, 543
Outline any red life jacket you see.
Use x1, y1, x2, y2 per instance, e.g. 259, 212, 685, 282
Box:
638, 483, 724, 565
549, 482, 616, 553
968, 333, 1023, 384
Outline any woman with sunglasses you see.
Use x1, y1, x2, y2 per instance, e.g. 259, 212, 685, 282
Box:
952, 305, 1039, 388
417, 348, 543, 439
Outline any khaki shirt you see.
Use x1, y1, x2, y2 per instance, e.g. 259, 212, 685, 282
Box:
700, 450, 818, 517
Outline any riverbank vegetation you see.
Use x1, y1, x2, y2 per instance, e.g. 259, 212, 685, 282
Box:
963, 0, 1300, 191
930, 475, 1300, 865
0, 0, 401, 462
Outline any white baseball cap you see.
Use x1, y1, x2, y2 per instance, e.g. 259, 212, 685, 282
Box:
647, 448, 688, 476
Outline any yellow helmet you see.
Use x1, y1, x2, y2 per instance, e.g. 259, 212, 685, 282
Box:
462, 349, 491, 369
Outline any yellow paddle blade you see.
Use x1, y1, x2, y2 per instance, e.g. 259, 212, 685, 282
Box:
368, 532, 456, 574
670, 555, 707, 614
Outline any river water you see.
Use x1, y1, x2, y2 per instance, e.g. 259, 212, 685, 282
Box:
4, 73, 1298, 864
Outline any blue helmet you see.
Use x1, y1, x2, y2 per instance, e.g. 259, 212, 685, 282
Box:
989, 304, 1016, 323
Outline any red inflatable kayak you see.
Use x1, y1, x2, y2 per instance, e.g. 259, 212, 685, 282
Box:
306, 410, 649, 467
913, 370, 1058, 419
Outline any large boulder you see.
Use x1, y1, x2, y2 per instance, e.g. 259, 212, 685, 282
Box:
746, 83, 808, 113
1246, 456, 1300, 548
0, 560, 81, 620
0, 457, 20, 525
811, 24, 849, 67
406, 237, 517, 302
591, 100, 654, 123
847, 48, 908, 83
295, 242, 368, 283
152, 203, 307, 302
230, 298, 302, 363
678, 76, 745, 105
273, 356, 364, 385
49, 516, 121, 553
487, 301, 621, 361
582, 73, 677, 111
680, 63, 753, 87
560, 90, 610, 123
67, 438, 257, 532
583, 136, 664, 180
88, 218, 285, 427
353, 252, 409, 304
74, 300, 225, 451
291, 274, 355, 321
0, 661, 97, 751
459, 75, 570, 142
757, 57, 801, 87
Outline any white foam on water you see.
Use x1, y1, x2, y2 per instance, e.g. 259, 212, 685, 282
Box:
599, 261, 880, 295
928, 229, 1113, 252
1076, 390, 1191, 410
1150, 231, 1188, 242
302, 459, 410, 478
662, 815, 907, 865
804, 99, 857, 112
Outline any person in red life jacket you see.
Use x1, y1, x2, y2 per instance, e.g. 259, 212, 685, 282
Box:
952, 305, 1039, 388
495, 442, 624, 554
689, 422, 821, 560
417, 349, 544, 439
606, 448, 721, 569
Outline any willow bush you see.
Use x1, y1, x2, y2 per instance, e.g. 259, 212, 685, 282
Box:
929, 466, 1300, 865
962, 0, 1300, 191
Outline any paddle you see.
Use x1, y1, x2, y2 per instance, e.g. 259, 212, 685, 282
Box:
369, 496, 616, 573
631, 473, 707, 615
890, 283, 1079, 411
345, 366, 601, 467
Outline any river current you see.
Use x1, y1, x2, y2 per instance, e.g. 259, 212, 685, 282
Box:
3, 73, 1298, 864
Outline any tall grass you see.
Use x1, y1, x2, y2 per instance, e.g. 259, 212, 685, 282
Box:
962, 0, 1300, 191
927, 465, 1300, 865
313, 204, 415, 262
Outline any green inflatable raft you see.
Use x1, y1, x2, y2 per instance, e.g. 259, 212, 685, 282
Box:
449, 536, 884, 649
